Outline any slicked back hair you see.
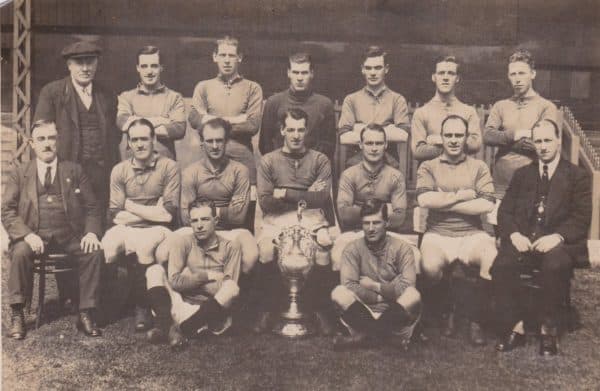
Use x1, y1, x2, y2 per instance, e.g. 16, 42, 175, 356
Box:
189, 198, 217, 218
360, 198, 388, 221
198, 117, 232, 141
363, 45, 388, 66
126, 118, 155, 139
289, 52, 313, 70
137, 45, 161, 64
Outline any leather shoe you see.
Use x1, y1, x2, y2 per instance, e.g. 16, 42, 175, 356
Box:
496, 331, 526, 352
77, 311, 102, 337
469, 322, 486, 346
539, 334, 558, 356
252, 311, 271, 334
315, 311, 336, 336
332, 333, 369, 351
441, 312, 456, 337
169, 324, 187, 350
134, 306, 152, 332
10, 310, 26, 340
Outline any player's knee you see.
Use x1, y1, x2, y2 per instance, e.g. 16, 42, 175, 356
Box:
331, 285, 355, 309
154, 240, 170, 265
258, 239, 275, 264
221, 279, 240, 299
238, 231, 259, 273
315, 248, 331, 266
420, 256, 444, 281
145, 264, 166, 288
397, 286, 421, 312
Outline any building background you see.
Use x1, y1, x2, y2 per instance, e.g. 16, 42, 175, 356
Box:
1, 0, 599, 129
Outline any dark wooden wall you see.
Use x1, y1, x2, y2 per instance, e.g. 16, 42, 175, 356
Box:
1, 0, 599, 124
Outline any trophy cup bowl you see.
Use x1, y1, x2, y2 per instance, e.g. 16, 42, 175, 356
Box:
272, 202, 317, 338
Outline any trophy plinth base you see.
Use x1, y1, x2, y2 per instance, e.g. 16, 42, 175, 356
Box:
272, 317, 315, 338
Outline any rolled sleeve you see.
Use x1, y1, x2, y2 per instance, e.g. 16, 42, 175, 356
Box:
161, 161, 181, 220
415, 161, 436, 198
474, 162, 495, 203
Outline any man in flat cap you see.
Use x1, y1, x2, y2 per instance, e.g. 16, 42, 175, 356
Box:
34, 41, 120, 220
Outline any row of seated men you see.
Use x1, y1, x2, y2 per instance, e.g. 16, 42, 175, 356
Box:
1, 38, 591, 357
3, 109, 591, 356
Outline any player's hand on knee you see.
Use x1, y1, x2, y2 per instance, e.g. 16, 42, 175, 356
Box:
510, 232, 532, 253
315, 228, 333, 247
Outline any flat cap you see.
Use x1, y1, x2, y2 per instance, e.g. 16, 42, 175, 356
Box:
61, 41, 102, 59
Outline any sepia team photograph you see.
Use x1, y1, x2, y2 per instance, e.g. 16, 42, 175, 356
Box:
1, 0, 599, 390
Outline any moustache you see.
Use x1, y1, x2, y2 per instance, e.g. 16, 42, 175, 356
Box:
43, 147, 53, 152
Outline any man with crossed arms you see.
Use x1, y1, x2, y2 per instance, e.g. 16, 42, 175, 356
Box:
102, 118, 180, 332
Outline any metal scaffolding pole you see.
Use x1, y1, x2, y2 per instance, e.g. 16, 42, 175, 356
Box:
12, 0, 31, 161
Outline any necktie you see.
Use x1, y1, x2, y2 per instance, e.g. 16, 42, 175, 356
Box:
81, 86, 92, 109
540, 164, 549, 196
44, 166, 52, 189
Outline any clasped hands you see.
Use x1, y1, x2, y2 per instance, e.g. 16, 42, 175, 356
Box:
273, 180, 327, 199
359, 276, 384, 302
510, 232, 563, 254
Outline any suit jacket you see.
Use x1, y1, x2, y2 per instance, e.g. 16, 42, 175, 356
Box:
33, 76, 119, 169
498, 158, 591, 263
1, 160, 102, 242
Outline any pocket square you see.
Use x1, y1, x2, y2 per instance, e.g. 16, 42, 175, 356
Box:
74, 188, 81, 194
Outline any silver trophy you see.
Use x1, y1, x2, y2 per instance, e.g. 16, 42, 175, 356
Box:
272, 200, 317, 338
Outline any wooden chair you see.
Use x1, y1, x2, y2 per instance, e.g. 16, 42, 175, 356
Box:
31, 253, 74, 329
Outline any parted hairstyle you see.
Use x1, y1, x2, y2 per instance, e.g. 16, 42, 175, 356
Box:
189, 198, 217, 218
533, 118, 560, 138
30, 119, 57, 137
360, 198, 389, 221
363, 45, 388, 65
279, 107, 309, 129
137, 45, 161, 64
360, 123, 387, 142
434, 55, 460, 75
509, 49, 535, 69
126, 118, 155, 139
289, 52, 313, 70
198, 117, 232, 141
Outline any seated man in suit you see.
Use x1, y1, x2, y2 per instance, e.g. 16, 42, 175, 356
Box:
337, 45, 410, 169
492, 119, 591, 356
161, 117, 257, 279
2, 120, 103, 339
253, 108, 338, 335
102, 118, 180, 332
145, 200, 241, 348
331, 199, 421, 350
417, 114, 497, 346
332, 123, 419, 271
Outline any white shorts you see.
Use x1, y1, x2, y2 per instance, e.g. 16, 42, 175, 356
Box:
102, 225, 171, 265
420, 231, 496, 279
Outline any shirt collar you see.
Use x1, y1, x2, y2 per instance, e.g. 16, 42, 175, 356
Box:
200, 154, 230, 173
360, 160, 385, 178
36, 157, 58, 173
510, 88, 538, 102
439, 153, 467, 165
217, 73, 243, 86
431, 94, 458, 106
131, 151, 160, 171
71, 77, 93, 95
197, 235, 220, 251
538, 153, 561, 179
136, 82, 166, 95
365, 234, 388, 253
363, 85, 388, 99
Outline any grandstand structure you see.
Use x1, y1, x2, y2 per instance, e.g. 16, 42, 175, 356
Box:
1, 0, 599, 241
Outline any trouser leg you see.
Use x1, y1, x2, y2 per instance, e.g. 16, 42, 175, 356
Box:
538, 246, 573, 332
63, 237, 103, 310
490, 244, 523, 335
7, 241, 35, 306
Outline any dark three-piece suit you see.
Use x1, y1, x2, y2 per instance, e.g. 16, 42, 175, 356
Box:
491, 158, 592, 333
1, 160, 104, 310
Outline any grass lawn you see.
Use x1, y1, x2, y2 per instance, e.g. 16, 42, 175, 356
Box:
3, 264, 600, 391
